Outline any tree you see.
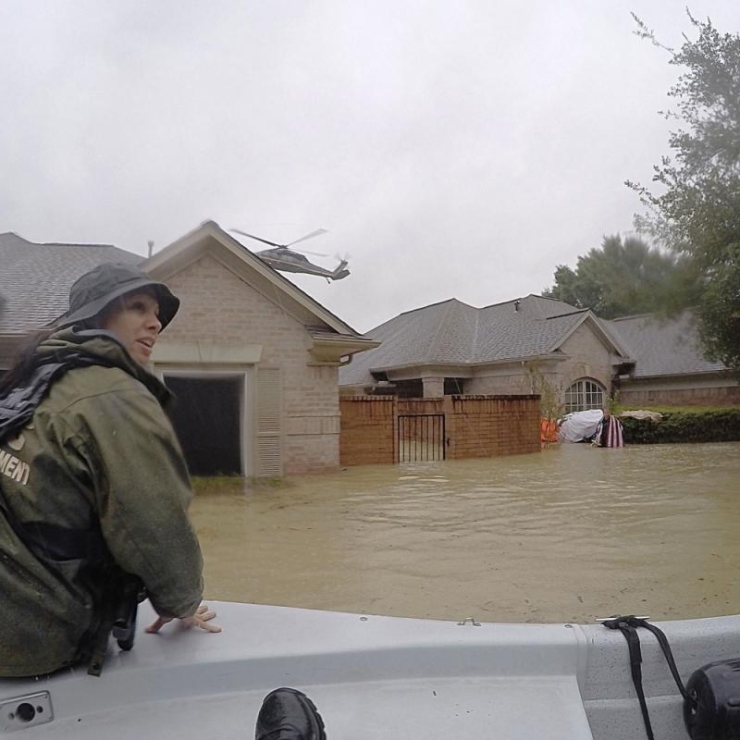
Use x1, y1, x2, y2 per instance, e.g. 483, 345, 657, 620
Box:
542, 234, 696, 319
628, 11, 740, 371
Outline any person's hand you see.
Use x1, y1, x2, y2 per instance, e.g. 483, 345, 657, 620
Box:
146, 602, 222, 634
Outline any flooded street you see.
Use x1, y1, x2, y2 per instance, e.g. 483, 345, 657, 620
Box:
191, 442, 740, 624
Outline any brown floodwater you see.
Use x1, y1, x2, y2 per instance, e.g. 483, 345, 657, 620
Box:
191, 442, 740, 624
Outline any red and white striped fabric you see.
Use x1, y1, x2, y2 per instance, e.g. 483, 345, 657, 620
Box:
602, 415, 624, 447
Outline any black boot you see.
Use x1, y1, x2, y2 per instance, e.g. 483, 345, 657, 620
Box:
255, 687, 327, 740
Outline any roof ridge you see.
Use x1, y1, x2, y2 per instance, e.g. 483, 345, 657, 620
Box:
608, 312, 655, 322
426, 300, 460, 360
0, 232, 123, 250
479, 296, 527, 310
40, 240, 120, 249
397, 296, 470, 319
544, 308, 590, 320
472, 308, 482, 358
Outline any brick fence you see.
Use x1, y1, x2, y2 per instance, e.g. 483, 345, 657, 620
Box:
339, 394, 541, 466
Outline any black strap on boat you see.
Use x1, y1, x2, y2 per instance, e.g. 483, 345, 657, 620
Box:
602, 615, 694, 740
604, 617, 654, 740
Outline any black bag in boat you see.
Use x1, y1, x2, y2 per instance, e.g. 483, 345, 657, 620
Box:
685, 658, 740, 739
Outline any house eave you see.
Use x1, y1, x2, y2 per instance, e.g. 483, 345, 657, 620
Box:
308, 333, 381, 365
623, 368, 735, 383
369, 352, 568, 376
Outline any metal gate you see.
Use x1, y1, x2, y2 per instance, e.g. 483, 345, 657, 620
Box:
397, 414, 446, 462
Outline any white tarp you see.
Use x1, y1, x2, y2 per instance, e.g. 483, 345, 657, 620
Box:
557, 409, 604, 443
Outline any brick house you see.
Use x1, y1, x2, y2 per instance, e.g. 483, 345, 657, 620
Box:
339, 295, 739, 411
0, 224, 378, 477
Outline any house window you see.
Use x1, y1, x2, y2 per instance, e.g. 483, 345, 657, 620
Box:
564, 379, 605, 413
444, 378, 466, 395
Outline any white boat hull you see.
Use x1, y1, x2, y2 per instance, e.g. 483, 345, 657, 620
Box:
2, 601, 737, 739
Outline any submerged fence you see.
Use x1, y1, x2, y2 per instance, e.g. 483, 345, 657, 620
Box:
339, 395, 540, 466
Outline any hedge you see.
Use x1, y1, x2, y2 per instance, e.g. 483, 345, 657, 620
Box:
620, 408, 740, 444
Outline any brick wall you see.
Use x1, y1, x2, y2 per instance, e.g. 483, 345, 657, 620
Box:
339, 394, 541, 465
446, 395, 541, 459
339, 396, 395, 465
398, 398, 445, 415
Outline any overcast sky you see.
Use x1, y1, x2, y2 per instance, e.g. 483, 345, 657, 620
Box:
2, 1, 739, 333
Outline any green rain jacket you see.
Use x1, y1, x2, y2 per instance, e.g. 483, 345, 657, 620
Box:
0, 329, 204, 677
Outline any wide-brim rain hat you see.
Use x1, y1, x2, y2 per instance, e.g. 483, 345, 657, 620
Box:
57, 262, 180, 330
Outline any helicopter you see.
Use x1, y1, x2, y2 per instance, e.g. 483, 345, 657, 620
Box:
230, 228, 350, 281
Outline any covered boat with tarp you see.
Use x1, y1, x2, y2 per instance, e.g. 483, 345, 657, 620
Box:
557, 409, 624, 447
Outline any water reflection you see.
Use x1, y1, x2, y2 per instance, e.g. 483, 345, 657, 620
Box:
191, 442, 740, 623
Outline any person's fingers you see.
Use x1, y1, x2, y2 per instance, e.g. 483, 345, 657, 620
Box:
189, 610, 222, 632
145, 604, 221, 634
194, 617, 222, 633
192, 603, 220, 630
145, 616, 172, 633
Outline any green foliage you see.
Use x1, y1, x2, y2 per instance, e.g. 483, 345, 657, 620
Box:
628, 12, 740, 372
620, 408, 740, 443
524, 361, 563, 420
699, 243, 740, 368
542, 234, 694, 318
192, 474, 293, 491
191, 475, 246, 495
246, 476, 291, 488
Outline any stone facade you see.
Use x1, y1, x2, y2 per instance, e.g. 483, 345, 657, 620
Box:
456, 324, 615, 404
617, 375, 740, 407
156, 254, 341, 476
557, 326, 615, 392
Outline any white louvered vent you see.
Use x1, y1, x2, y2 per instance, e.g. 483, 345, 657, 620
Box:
256, 367, 282, 477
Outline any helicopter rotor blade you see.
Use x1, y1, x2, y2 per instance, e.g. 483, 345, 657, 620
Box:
286, 228, 328, 248
295, 249, 332, 258
230, 229, 284, 249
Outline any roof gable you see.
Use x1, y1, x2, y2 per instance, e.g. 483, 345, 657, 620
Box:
143, 221, 365, 339
546, 311, 631, 358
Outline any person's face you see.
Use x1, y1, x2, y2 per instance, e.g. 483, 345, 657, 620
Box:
99, 289, 162, 367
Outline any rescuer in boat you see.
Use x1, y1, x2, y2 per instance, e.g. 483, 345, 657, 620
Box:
0, 263, 219, 678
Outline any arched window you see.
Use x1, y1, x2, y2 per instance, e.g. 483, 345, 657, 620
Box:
564, 379, 605, 413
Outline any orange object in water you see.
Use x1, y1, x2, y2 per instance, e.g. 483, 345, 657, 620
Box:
540, 418, 559, 444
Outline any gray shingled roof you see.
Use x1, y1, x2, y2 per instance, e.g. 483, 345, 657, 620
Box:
0, 232, 140, 333
340, 295, 594, 385
606, 312, 725, 378
340, 293, 728, 388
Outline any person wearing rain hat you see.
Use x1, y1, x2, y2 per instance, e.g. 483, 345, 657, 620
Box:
0, 263, 220, 678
